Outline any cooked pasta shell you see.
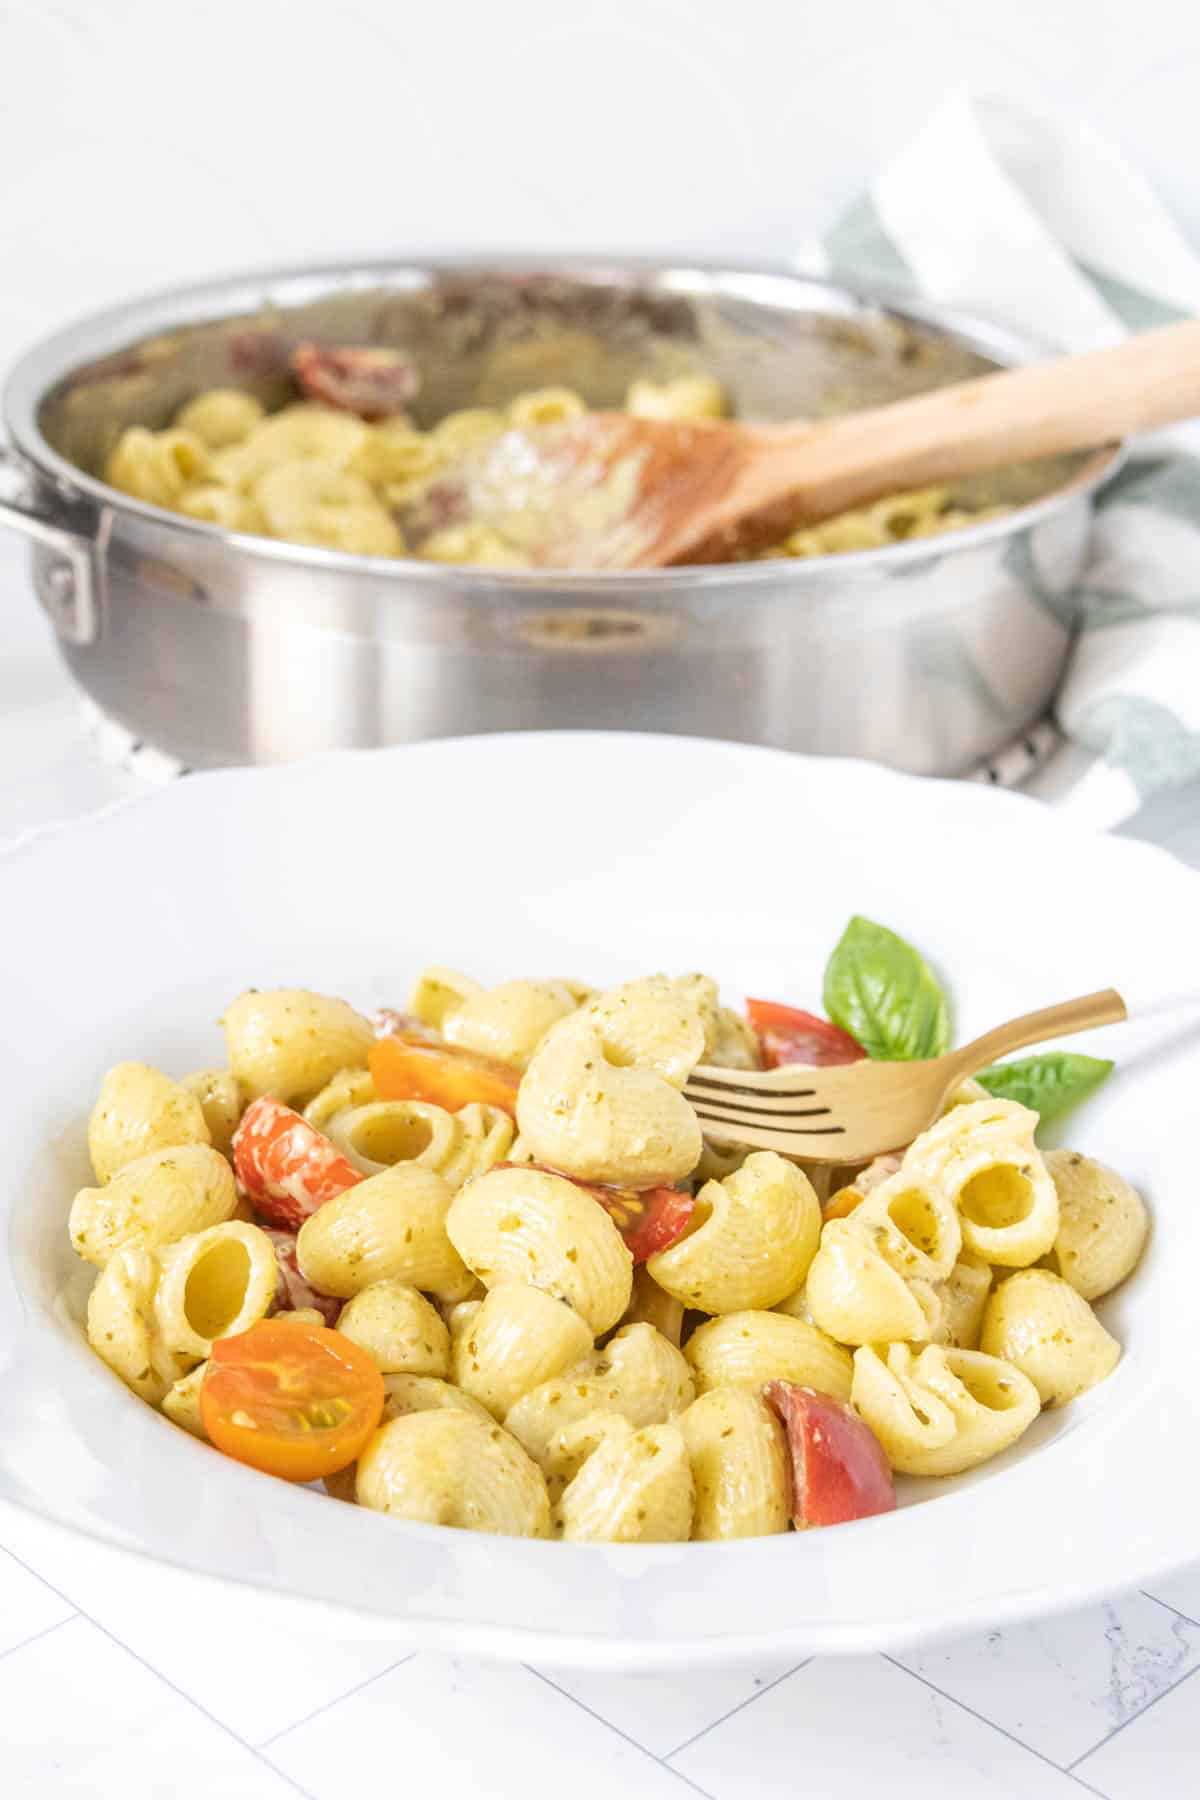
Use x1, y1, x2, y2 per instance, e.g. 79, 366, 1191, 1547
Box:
356, 1411, 550, 1537
87, 1061, 212, 1183
296, 1164, 473, 1302
222, 988, 374, 1107
443, 979, 579, 1066
648, 1152, 821, 1314
446, 1165, 633, 1334
981, 1269, 1121, 1405
684, 1310, 853, 1402
557, 1417, 693, 1543
451, 1285, 593, 1417
180, 1068, 244, 1158
1045, 1150, 1149, 1301
678, 1388, 790, 1540
805, 1220, 939, 1346
70, 1143, 237, 1267
851, 1343, 1041, 1476
336, 1280, 451, 1376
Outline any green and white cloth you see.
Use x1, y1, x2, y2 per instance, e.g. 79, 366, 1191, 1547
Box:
798, 93, 1200, 825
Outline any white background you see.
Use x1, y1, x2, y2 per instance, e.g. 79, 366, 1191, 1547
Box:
2, 0, 1200, 380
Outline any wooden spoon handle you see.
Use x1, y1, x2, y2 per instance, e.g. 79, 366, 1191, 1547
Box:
951, 988, 1128, 1081
757, 318, 1200, 521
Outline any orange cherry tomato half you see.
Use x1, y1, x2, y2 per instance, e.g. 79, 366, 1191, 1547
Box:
201, 1320, 385, 1483
369, 1033, 521, 1114
746, 999, 866, 1069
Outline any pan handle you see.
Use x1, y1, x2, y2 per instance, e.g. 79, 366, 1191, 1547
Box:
0, 445, 107, 645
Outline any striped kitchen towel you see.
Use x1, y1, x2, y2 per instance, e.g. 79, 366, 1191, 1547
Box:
798, 92, 1200, 825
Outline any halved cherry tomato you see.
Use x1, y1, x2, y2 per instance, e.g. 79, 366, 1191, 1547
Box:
233, 1097, 362, 1231
201, 1320, 384, 1483
369, 1034, 521, 1114
822, 1186, 865, 1223
496, 1162, 694, 1263
746, 999, 866, 1069
764, 1381, 896, 1528
291, 343, 419, 418
263, 1227, 343, 1326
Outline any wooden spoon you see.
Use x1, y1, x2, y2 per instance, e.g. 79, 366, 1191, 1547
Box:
405, 318, 1200, 569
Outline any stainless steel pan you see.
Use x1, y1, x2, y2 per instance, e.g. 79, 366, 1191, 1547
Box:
0, 259, 1118, 773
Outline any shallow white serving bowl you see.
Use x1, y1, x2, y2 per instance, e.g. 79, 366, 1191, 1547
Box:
0, 732, 1196, 1670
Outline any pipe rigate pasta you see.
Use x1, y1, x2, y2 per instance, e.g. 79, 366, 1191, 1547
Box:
804, 1219, 940, 1346
980, 1270, 1120, 1405
1044, 1150, 1149, 1301
556, 1416, 693, 1542
254, 459, 403, 556
336, 1280, 451, 1377
451, 1284, 593, 1418
222, 988, 375, 1107
647, 1152, 821, 1314
706, 1007, 762, 1071
504, 1323, 694, 1486
356, 1410, 550, 1537
87, 1062, 212, 1183
580, 974, 710, 1088
516, 1011, 702, 1187
87, 1247, 190, 1404
684, 1310, 853, 1402
175, 388, 265, 448
162, 1362, 209, 1437
408, 966, 485, 1031
851, 1343, 1041, 1476
445, 1165, 633, 1334
507, 386, 588, 429
70, 1143, 237, 1268
303, 1067, 377, 1131
678, 1389, 791, 1540
625, 373, 727, 421
104, 427, 210, 508
843, 1170, 961, 1285
180, 1069, 244, 1158
296, 1163, 474, 1302
381, 1374, 493, 1423
905, 1099, 1059, 1267
322, 1098, 514, 1186
441, 979, 580, 1066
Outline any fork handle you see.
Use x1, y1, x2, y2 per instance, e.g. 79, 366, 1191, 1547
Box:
951, 988, 1128, 1080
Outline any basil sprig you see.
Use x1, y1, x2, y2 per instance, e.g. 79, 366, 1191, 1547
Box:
974, 1053, 1114, 1122
822, 916, 951, 1062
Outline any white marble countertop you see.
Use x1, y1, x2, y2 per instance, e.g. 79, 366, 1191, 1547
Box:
0, 539, 1194, 1799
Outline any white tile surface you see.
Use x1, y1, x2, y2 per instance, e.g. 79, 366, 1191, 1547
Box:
0, 1543, 74, 1659
1143, 1563, 1200, 1627
898, 1592, 1200, 1766
669, 1654, 1084, 1798
0, 1615, 303, 1800
266, 1653, 701, 1799
540, 1659, 803, 1758
1075, 1663, 1200, 1797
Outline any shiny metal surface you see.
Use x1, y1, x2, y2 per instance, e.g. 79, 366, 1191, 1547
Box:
1, 259, 1119, 773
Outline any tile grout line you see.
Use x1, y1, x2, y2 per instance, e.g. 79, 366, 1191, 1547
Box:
881, 1654, 1105, 1793
525, 1666, 718, 1800
1069, 1658, 1200, 1773
663, 1660, 810, 1761
0, 1613, 76, 1667
1139, 1586, 1200, 1631
0, 1541, 319, 1800
258, 1653, 417, 1749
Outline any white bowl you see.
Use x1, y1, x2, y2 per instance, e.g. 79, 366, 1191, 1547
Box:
0, 732, 1196, 1669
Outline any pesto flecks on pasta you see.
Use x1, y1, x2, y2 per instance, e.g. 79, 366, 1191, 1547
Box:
102, 354, 1006, 567
67, 923, 1144, 1543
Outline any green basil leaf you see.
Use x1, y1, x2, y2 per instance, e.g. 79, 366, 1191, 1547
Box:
974, 1053, 1114, 1123
822, 915, 951, 1061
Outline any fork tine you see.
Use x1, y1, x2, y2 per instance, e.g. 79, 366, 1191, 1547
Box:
690, 1106, 848, 1141
686, 1069, 819, 1097
685, 1095, 832, 1120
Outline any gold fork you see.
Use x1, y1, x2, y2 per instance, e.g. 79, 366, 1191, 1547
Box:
683, 989, 1128, 1165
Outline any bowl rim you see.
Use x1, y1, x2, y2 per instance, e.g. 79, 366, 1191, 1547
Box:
2, 253, 1124, 588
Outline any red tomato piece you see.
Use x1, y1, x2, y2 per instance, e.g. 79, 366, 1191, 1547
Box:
232, 1097, 363, 1231
201, 1321, 384, 1483
764, 1382, 896, 1528
263, 1227, 343, 1327
369, 1034, 521, 1114
291, 343, 419, 419
495, 1162, 694, 1263
746, 999, 866, 1068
